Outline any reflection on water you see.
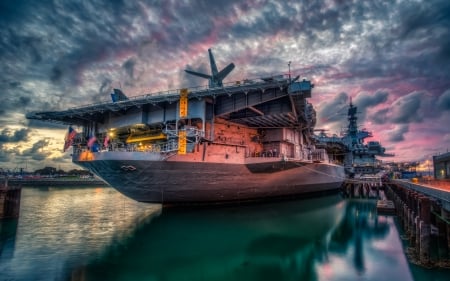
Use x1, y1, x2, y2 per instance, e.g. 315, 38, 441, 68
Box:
0, 187, 417, 281
0, 187, 161, 281
0, 219, 18, 260
85, 195, 344, 281
84, 196, 413, 281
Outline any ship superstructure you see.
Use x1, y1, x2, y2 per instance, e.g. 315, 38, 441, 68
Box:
314, 100, 391, 176
341, 101, 392, 175
26, 49, 345, 204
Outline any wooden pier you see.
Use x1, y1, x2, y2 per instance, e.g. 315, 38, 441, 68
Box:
384, 180, 450, 268
342, 176, 395, 215
342, 176, 384, 199
341, 176, 450, 268
0, 177, 22, 219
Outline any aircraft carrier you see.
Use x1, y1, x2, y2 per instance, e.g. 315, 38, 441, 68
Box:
27, 49, 345, 204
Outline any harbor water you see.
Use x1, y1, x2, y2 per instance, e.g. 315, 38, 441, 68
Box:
0, 187, 448, 281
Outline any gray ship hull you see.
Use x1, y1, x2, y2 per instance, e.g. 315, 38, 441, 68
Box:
75, 156, 345, 204
26, 50, 341, 204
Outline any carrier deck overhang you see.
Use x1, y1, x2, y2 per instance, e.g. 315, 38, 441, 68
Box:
26, 75, 313, 128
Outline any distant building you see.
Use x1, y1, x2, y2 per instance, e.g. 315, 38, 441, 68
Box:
433, 152, 450, 179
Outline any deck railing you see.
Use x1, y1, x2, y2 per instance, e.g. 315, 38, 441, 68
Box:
414, 177, 450, 191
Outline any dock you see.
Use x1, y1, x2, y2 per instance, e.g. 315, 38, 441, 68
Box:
341, 176, 450, 268
0, 177, 22, 219
341, 175, 383, 199
376, 200, 395, 215
342, 176, 395, 214
384, 179, 450, 268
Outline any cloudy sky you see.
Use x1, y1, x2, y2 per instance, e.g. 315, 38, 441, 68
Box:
1, 0, 449, 172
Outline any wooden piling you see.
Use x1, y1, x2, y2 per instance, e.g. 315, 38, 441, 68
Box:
439, 208, 450, 267
418, 196, 431, 265
385, 181, 450, 269
0, 178, 22, 219
342, 177, 383, 199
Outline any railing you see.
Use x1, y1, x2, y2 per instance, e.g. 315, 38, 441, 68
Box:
413, 177, 450, 191
250, 151, 280, 158
73, 128, 206, 155
63, 74, 292, 112
164, 127, 205, 141
73, 141, 179, 155
310, 149, 328, 162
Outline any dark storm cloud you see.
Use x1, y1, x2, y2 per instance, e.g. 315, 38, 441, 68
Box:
0, 144, 12, 162
315, 0, 450, 88
122, 58, 136, 79
0, 128, 31, 143
390, 91, 423, 124
1, 0, 241, 120
371, 89, 449, 125
0, 0, 449, 166
387, 125, 409, 142
318, 92, 348, 123
353, 90, 389, 123
2, 0, 449, 114
438, 89, 450, 111
354, 90, 389, 109
50, 67, 63, 83
0, 82, 34, 121
398, 0, 450, 41
371, 108, 389, 125
1, 1, 145, 110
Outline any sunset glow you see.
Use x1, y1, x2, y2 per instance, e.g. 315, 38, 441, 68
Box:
1, 0, 449, 171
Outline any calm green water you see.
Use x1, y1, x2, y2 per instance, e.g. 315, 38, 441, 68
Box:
0, 187, 445, 280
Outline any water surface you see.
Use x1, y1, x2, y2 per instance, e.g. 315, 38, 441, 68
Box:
0, 187, 420, 280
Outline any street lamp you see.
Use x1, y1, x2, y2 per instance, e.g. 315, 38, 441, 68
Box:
288, 61, 291, 82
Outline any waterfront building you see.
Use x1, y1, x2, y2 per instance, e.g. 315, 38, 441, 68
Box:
433, 151, 450, 179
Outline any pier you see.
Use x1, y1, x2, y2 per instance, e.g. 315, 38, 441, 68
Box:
341, 176, 384, 199
342, 176, 396, 214
383, 179, 449, 268
341, 176, 450, 268
0, 178, 22, 219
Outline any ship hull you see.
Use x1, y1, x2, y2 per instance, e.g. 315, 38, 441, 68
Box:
74, 155, 345, 204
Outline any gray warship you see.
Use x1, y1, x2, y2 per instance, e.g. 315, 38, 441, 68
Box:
27, 49, 345, 204
314, 100, 392, 176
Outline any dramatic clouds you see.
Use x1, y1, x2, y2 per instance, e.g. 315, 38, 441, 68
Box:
438, 90, 450, 110
1, 0, 450, 170
387, 125, 410, 143
21, 139, 52, 161
0, 128, 30, 143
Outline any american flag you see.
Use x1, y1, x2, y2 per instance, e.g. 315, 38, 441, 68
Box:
103, 135, 110, 148
87, 135, 97, 148
63, 126, 77, 152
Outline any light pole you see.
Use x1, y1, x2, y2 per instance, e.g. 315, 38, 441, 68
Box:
288, 61, 291, 82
